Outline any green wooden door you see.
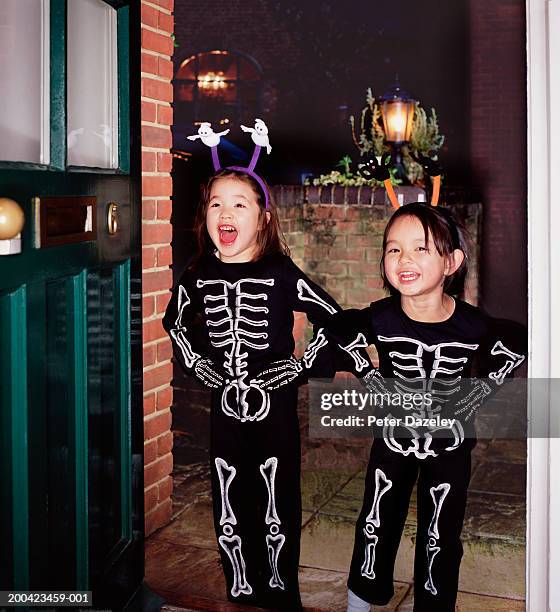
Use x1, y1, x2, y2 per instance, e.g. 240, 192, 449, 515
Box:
0, 1, 143, 609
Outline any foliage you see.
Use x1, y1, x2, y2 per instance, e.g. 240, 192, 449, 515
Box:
350, 88, 445, 185
305, 155, 402, 187
349, 88, 388, 158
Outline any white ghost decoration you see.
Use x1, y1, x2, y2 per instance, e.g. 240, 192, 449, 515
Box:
240, 118, 272, 154
187, 122, 230, 148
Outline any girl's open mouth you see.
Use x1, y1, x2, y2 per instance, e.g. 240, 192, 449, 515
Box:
218, 224, 238, 245
399, 271, 419, 282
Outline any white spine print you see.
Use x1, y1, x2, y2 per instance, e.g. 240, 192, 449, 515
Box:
338, 332, 370, 373
260, 457, 286, 590
488, 340, 525, 385
214, 458, 253, 597
198, 278, 274, 421
361, 468, 393, 580
424, 483, 451, 596
296, 278, 337, 315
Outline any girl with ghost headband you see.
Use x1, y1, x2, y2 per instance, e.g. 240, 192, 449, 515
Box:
163, 120, 341, 610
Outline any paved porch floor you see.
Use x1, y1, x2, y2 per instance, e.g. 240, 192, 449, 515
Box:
146, 389, 526, 611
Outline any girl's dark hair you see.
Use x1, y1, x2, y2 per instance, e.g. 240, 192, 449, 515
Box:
380, 203, 469, 296
190, 169, 290, 269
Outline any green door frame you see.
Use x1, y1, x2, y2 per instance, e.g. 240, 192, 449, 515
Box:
0, 1, 143, 608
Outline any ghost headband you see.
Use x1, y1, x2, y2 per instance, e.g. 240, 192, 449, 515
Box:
187, 118, 272, 209
358, 152, 442, 209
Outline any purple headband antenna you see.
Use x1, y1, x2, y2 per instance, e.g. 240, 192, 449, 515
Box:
187, 119, 272, 208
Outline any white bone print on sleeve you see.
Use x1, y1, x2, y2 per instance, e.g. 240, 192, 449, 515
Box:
170, 285, 223, 388
296, 278, 338, 315
488, 340, 525, 385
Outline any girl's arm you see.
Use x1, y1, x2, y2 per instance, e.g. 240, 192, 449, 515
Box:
455, 317, 527, 422
321, 306, 391, 395
162, 275, 225, 389
254, 258, 343, 389
256, 258, 383, 390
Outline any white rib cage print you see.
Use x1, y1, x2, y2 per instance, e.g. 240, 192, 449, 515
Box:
197, 278, 275, 422
375, 335, 480, 459
377, 335, 479, 382
198, 278, 274, 378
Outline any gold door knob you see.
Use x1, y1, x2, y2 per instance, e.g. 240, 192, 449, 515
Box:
0, 198, 25, 239
107, 202, 119, 235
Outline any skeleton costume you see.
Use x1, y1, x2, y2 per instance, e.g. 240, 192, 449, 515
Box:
164, 119, 340, 610
164, 253, 339, 609
329, 296, 525, 611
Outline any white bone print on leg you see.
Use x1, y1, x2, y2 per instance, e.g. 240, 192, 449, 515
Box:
198, 278, 273, 421
214, 458, 253, 597
260, 457, 286, 590
424, 482, 451, 596
361, 468, 393, 579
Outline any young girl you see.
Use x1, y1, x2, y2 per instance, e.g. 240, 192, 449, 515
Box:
328, 203, 526, 612
163, 165, 341, 610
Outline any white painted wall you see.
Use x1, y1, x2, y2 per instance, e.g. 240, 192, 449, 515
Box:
526, 0, 560, 609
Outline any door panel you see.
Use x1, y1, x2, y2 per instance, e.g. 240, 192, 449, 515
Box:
0, 1, 142, 608
67, 0, 118, 168
0, 287, 29, 589
87, 262, 132, 564
0, 0, 50, 164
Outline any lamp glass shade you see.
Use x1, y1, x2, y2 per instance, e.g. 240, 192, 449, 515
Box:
381, 99, 416, 143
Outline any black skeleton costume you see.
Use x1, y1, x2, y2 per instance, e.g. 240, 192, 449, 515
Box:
328, 296, 525, 611
163, 252, 340, 610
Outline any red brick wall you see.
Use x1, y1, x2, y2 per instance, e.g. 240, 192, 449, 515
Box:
141, 0, 175, 536
469, 0, 527, 322
283, 188, 481, 360
275, 186, 481, 314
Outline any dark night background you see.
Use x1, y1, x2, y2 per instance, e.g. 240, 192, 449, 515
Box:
173, 0, 470, 185
171, 0, 527, 323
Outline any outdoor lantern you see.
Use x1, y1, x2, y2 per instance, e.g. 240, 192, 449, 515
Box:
380, 83, 416, 143
380, 81, 417, 182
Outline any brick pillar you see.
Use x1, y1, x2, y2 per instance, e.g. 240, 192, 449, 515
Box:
469, 0, 527, 322
140, 0, 175, 536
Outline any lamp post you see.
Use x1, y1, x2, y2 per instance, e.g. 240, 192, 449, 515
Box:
380, 81, 416, 183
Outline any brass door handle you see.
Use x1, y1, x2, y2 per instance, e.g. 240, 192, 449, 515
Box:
107, 202, 119, 235
0, 197, 25, 240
